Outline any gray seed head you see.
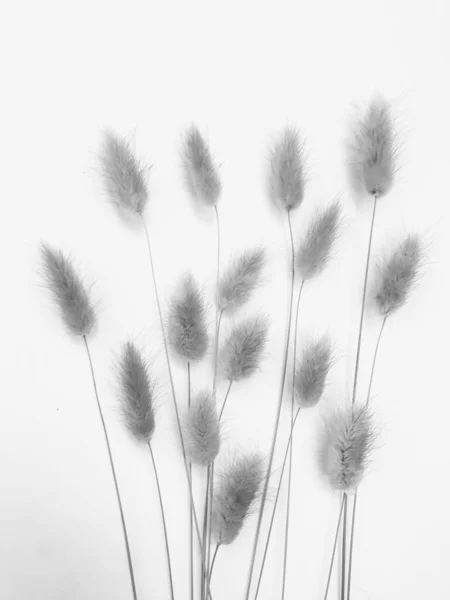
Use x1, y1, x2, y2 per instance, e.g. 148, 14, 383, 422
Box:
184, 391, 220, 466
41, 244, 96, 336
168, 273, 209, 362
295, 337, 333, 408
349, 97, 397, 198
182, 126, 221, 206
270, 127, 306, 211
100, 132, 149, 216
297, 202, 342, 280
220, 316, 268, 382
211, 452, 264, 545
118, 342, 156, 443
218, 248, 266, 314
374, 234, 423, 316
320, 404, 375, 493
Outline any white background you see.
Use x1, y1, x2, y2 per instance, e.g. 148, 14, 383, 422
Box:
1, 1, 450, 599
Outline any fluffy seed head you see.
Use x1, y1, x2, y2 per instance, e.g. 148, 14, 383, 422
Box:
297, 202, 342, 280
220, 316, 268, 382
269, 127, 306, 211
118, 342, 156, 443
320, 405, 375, 493
211, 453, 264, 545
182, 126, 221, 206
373, 234, 423, 316
349, 97, 397, 198
100, 132, 149, 216
184, 392, 220, 466
218, 248, 266, 314
41, 244, 96, 336
295, 337, 333, 408
168, 273, 209, 362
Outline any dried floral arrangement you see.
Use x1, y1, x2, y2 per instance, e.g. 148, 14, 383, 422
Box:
40, 96, 424, 600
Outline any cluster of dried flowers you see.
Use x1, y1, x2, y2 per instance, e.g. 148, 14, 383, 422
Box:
40, 96, 423, 600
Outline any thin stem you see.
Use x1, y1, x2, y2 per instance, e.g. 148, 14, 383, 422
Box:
281, 279, 304, 600
351, 195, 378, 407
209, 543, 221, 582
341, 493, 348, 600
206, 462, 214, 595
219, 380, 233, 421
323, 496, 346, 600
148, 443, 175, 600
187, 362, 193, 600
244, 209, 297, 600
346, 315, 388, 600
83, 336, 137, 600
254, 408, 301, 600
201, 466, 211, 600
141, 217, 213, 600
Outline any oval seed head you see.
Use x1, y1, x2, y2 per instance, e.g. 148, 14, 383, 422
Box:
41, 244, 96, 336
168, 273, 209, 362
211, 452, 264, 545
348, 96, 398, 199
295, 337, 333, 408
118, 342, 156, 443
219, 316, 268, 382
182, 126, 221, 206
218, 248, 266, 314
184, 391, 220, 466
296, 202, 342, 281
373, 233, 423, 316
320, 404, 375, 493
269, 127, 306, 211
100, 132, 149, 216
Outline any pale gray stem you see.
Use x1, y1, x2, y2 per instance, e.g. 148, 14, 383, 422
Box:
188, 362, 193, 600
83, 336, 137, 600
219, 380, 233, 421
323, 496, 346, 600
341, 493, 348, 600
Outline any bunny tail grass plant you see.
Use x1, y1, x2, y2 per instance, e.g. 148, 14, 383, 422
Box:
346, 233, 424, 600
101, 132, 214, 600
118, 342, 174, 600
209, 453, 264, 581
280, 202, 341, 599
320, 404, 376, 600
218, 248, 267, 315
41, 245, 137, 600
184, 392, 221, 467
245, 128, 307, 600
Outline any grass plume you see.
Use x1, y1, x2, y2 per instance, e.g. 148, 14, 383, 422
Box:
41, 244, 96, 336
211, 453, 264, 545
219, 315, 268, 382
118, 342, 156, 443
184, 392, 221, 466
100, 132, 149, 216
168, 273, 209, 362
373, 234, 423, 316
320, 405, 375, 493
182, 125, 221, 206
269, 127, 306, 211
295, 337, 333, 408
349, 96, 398, 198
218, 248, 266, 314
296, 202, 342, 280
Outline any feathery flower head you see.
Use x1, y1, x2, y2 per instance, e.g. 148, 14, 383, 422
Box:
184, 391, 220, 466
349, 96, 397, 198
295, 337, 333, 408
219, 315, 268, 382
269, 127, 306, 211
373, 233, 423, 316
118, 342, 156, 443
41, 244, 96, 336
100, 132, 149, 216
218, 248, 266, 314
296, 202, 342, 280
320, 404, 375, 493
211, 452, 264, 545
168, 273, 209, 362
182, 126, 221, 206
